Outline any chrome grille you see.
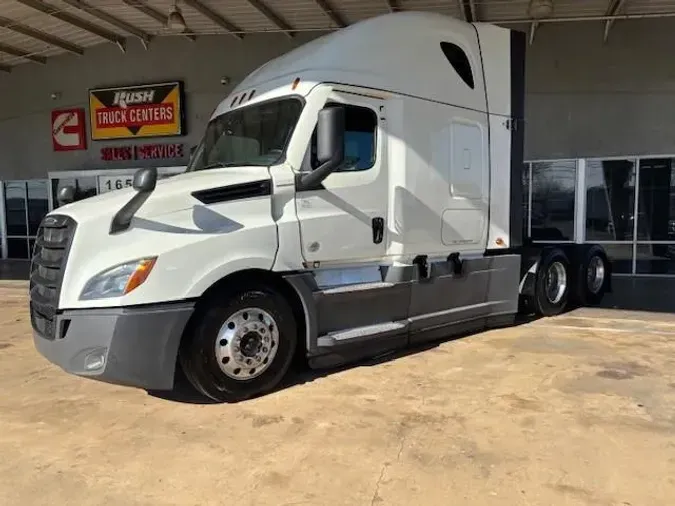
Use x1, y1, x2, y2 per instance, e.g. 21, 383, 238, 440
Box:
29, 215, 77, 340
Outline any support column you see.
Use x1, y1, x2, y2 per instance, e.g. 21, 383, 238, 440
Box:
574, 158, 586, 244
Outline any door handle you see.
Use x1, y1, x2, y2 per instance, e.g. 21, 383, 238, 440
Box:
372, 217, 384, 244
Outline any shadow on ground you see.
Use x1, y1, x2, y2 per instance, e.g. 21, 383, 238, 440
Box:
147, 341, 448, 405
147, 316, 540, 405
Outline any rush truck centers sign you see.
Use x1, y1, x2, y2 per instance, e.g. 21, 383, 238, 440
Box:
89, 82, 184, 140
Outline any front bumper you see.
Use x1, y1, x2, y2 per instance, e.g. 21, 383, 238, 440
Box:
33, 301, 195, 390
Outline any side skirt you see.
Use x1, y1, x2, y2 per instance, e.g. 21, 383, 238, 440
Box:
285, 254, 521, 370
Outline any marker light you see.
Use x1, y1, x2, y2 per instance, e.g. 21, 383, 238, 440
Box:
124, 258, 157, 294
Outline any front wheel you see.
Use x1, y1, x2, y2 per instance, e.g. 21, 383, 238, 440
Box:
179, 284, 297, 403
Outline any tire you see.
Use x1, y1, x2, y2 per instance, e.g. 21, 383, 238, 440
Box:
533, 248, 570, 317
574, 245, 610, 306
179, 284, 297, 403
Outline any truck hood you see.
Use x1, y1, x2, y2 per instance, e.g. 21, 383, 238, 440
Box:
52, 166, 272, 224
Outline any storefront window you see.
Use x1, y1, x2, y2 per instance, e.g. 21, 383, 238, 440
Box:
530, 160, 577, 241
585, 159, 636, 242
633, 158, 675, 274
3, 180, 49, 259
4, 182, 27, 237
51, 176, 97, 209
523, 163, 530, 238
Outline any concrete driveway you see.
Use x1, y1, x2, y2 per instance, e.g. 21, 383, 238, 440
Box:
1, 283, 674, 506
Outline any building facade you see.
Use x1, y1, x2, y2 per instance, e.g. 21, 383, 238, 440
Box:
1, 18, 674, 275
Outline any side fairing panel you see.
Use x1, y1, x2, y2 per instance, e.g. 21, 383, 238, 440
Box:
475, 23, 526, 250
387, 95, 489, 259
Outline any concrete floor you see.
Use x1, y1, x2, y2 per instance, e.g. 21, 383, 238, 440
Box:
2, 284, 675, 506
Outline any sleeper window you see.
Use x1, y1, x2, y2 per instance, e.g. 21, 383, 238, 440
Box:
309, 104, 378, 172
440, 41, 475, 89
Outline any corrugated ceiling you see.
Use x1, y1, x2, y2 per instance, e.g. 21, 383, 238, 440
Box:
0, 0, 673, 70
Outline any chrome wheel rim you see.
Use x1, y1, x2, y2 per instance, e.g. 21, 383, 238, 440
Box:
545, 261, 567, 305
587, 256, 605, 294
215, 308, 279, 380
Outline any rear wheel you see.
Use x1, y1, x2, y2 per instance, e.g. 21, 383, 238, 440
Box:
179, 284, 297, 403
533, 249, 570, 317
575, 245, 610, 306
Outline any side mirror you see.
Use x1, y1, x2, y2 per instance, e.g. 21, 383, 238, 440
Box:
57, 185, 75, 206
297, 106, 345, 191
133, 167, 158, 193
316, 106, 345, 165
110, 167, 158, 234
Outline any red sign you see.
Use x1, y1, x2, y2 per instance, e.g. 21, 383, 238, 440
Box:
52, 108, 86, 151
89, 82, 183, 140
95, 104, 175, 129
100, 143, 184, 162
136, 143, 183, 160
100, 146, 133, 161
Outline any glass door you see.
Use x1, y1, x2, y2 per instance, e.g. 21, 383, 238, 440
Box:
635, 157, 675, 274
3, 180, 49, 259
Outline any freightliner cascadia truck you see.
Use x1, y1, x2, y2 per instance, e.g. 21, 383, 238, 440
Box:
30, 12, 611, 403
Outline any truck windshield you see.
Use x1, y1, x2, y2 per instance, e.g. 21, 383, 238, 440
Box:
187, 97, 303, 172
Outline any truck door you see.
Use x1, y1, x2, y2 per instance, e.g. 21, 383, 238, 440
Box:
296, 92, 387, 265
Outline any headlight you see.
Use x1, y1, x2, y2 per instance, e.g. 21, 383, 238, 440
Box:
80, 257, 157, 300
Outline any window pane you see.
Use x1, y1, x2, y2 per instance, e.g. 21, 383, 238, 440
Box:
637, 158, 675, 241
603, 243, 634, 274
309, 105, 378, 173
27, 180, 49, 236
636, 244, 675, 274
188, 98, 303, 171
530, 161, 576, 241
586, 159, 636, 242
7, 237, 28, 259
51, 176, 98, 209
522, 163, 530, 238
4, 181, 27, 236
440, 42, 475, 89
341, 106, 377, 172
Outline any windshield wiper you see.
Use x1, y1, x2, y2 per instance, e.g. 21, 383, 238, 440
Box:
197, 161, 245, 171
195, 161, 271, 171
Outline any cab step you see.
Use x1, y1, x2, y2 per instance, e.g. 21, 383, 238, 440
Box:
317, 321, 408, 347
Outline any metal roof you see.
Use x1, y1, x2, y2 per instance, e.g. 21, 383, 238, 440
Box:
0, 0, 674, 72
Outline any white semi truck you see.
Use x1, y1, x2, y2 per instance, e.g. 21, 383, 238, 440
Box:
30, 11, 611, 402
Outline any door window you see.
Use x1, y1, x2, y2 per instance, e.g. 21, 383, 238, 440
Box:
307, 104, 378, 172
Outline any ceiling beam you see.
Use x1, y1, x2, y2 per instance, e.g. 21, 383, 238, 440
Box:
604, 0, 628, 42
121, 0, 196, 41
15, 0, 127, 52
61, 0, 152, 48
314, 0, 346, 28
496, 11, 675, 25
459, 0, 477, 22
182, 0, 244, 40
0, 15, 84, 55
385, 0, 400, 12
246, 0, 295, 38
0, 42, 47, 64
